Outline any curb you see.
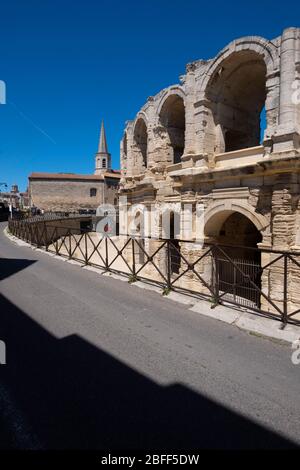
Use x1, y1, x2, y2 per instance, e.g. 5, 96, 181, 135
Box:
4, 227, 300, 345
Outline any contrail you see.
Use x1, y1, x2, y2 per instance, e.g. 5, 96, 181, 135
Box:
9, 101, 56, 144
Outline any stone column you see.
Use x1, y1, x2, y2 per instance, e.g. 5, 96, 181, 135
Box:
183, 63, 196, 156
124, 124, 135, 177
263, 71, 280, 152
273, 28, 300, 152
144, 97, 155, 170
279, 28, 297, 127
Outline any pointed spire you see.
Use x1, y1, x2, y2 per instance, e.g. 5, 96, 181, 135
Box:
98, 120, 108, 154
95, 119, 111, 175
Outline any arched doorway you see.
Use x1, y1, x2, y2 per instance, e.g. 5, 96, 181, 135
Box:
207, 211, 263, 307
159, 95, 185, 164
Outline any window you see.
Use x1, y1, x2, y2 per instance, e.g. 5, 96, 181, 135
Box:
102, 158, 106, 168
90, 188, 97, 197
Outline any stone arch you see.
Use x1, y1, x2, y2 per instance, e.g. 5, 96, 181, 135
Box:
199, 36, 278, 94
133, 110, 149, 127
204, 200, 270, 307
204, 200, 269, 240
156, 89, 186, 164
129, 204, 148, 236
198, 37, 279, 155
156, 86, 186, 118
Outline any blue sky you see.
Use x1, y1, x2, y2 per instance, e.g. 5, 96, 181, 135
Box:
0, 0, 299, 191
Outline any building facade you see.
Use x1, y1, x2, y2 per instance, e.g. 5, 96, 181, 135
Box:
119, 28, 300, 318
0, 184, 29, 209
29, 121, 120, 212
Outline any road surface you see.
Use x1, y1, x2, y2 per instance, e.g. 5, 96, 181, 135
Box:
0, 222, 299, 449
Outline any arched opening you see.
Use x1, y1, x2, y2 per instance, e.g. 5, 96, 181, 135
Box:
133, 118, 147, 168
206, 211, 263, 307
206, 51, 267, 153
159, 95, 185, 164
102, 158, 106, 168
216, 212, 262, 253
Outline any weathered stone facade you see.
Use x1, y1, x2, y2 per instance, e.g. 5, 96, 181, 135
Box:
29, 173, 120, 212
119, 28, 300, 318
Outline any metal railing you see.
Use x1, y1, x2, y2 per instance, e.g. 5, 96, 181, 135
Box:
8, 218, 300, 327
12, 211, 93, 222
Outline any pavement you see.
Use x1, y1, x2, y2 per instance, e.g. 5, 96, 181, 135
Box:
1, 221, 300, 449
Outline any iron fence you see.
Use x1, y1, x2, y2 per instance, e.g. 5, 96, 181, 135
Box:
8, 218, 300, 327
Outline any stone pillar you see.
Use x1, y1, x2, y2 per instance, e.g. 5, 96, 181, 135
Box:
146, 125, 156, 170
279, 28, 297, 127
273, 28, 300, 152
263, 71, 280, 152
144, 98, 155, 170
183, 63, 196, 156
191, 97, 213, 167
124, 124, 135, 178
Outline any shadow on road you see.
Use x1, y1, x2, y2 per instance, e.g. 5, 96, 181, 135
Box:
0, 257, 37, 281
0, 291, 297, 450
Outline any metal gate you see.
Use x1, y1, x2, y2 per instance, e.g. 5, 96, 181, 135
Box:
214, 254, 262, 308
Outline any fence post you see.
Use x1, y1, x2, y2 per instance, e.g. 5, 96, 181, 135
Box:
55, 228, 59, 255
105, 236, 109, 271
212, 247, 220, 308
132, 238, 136, 279
36, 224, 40, 248
283, 253, 288, 326
167, 240, 172, 291
84, 232, 88, 265
68, 230, 72, 259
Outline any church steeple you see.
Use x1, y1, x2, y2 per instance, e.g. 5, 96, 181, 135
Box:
98, 120, 108, 153
95, 120, 111, 175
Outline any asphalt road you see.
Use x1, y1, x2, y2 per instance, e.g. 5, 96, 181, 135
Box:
0, 222, 299, 449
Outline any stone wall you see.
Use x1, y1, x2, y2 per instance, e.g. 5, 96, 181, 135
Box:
29, 177, 119, 212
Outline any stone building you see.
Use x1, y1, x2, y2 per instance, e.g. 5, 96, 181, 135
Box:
29, 121, 120, 212
119, 28, 300, 318
0, 184, 29, 209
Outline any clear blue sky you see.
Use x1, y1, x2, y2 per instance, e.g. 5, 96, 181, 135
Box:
0, 0, 299, 191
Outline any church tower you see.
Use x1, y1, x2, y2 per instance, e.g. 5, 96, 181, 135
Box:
95, 120, 111, 175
